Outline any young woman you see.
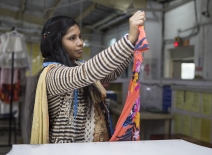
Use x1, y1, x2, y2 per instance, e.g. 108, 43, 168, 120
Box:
30, 11, 145, 143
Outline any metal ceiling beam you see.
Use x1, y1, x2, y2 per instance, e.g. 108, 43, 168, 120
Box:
165, 0, 194, 12
74, 3, 96, 22
89, 0, 193, 13
0, 26, 41, 34
44, 0, 136, 13
90, 0, 128, 11
46, 0, 62, 18
20, 0, 27, 13
0, 0, 194, 34
90, 0, 147, 12
45, 0, 86, 12
125, 0, 194, 13
0, 7, 44, 26
85, 13, 118, 29
97, 14, 130, 30
127, 8, 164, 13
15, 0, 27, 20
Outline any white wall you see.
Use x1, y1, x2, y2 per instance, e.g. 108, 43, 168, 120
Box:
144, 1, 163, 79
164, 1, 196, 78
164, 0, 212, 80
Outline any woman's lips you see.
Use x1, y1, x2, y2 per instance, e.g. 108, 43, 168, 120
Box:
76, 49, 83, 54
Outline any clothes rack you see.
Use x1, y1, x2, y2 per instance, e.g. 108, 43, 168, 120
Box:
0, 26, 17, 147
8, 51, 15, 145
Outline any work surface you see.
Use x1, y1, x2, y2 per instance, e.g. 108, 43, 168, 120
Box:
7, 140, 212, 155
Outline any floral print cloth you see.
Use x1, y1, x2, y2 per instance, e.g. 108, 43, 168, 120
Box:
110, 25, 149, 141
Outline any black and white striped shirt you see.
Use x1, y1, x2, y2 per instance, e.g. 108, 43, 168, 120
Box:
46, 36, 134, 143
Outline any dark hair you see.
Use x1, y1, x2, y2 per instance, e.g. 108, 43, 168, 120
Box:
27, 16, 102, 142
41, 16, 78, 66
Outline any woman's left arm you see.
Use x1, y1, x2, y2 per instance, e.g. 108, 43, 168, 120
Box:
101, 53, 133, 84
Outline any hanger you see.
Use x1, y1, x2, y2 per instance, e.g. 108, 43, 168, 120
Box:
9, 26, 19, 36
11, 26, 16, 31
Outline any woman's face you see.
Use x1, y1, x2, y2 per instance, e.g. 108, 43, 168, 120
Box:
62, 24, 84, 62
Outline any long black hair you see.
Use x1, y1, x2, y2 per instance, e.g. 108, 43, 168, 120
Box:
27, 16, 102, 143
41, 16, 76, 66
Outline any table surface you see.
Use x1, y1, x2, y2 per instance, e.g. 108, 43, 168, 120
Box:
7, 140, 212, 155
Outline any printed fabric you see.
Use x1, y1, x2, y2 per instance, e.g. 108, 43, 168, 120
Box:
110, 25, 149, 141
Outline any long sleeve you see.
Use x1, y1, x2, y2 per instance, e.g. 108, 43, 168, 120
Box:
46, 36, 134, 96
101, 53, 133, 84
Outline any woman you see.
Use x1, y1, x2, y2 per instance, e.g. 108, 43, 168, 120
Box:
30, 11, 145, 144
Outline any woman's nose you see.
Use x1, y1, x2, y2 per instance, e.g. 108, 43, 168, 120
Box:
77, 37, 83, 46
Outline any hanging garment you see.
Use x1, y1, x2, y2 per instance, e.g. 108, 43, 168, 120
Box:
110, 26, 149, 141
0, 70, 21, 104
0, 68, 19, 85
0, 31, 30, 69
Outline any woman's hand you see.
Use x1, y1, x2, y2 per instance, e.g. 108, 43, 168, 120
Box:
128, 11, 146, 45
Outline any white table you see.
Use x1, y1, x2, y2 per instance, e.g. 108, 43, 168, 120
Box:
7, 140, 212, 155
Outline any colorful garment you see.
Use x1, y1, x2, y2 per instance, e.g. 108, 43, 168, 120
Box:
0, 68, 19, 85
0, 69, 21, 104
110, 26, 149, 141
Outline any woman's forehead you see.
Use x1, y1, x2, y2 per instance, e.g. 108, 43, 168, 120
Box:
66, 25, 80, 34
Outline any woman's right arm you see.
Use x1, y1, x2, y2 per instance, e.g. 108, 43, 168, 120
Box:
46, 10, 145, 96
46, 36, 134, 95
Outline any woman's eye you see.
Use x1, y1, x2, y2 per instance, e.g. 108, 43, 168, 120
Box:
79, 35, 82, 39
69, 36, 75, 40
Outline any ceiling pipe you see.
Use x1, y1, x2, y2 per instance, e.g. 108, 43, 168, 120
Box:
96, 14, 130, 30
164, 0, 193, 12
0, 26, 41, 34
127, 0, 194, 13
0, 0, 195, 34
43, 0, 194, 17
95, 0, 194, 31
44, 0, 86, 13
85, 13, 119, 29
127, 8, 164, 13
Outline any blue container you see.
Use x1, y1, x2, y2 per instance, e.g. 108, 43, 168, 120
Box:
162, 85, 172, 112
106, 91, 117, 102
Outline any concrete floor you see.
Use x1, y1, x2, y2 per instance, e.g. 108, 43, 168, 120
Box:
0, 131, 22, 155
0, 120, 22, 155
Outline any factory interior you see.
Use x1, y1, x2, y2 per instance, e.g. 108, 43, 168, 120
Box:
0, 0, 212, 154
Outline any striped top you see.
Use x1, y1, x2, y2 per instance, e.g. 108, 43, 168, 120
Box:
46, 36, 134, 143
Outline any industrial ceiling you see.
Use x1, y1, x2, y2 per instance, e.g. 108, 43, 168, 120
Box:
0, 0, 189, 41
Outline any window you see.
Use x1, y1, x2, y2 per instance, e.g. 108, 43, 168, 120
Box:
181, 63, 195, 79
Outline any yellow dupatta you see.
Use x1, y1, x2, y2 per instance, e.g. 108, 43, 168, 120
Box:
30, 65, 53, 144
30, 64, 106, 144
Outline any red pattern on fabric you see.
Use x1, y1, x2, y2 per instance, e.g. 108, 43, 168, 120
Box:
0, 70, 21, 103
